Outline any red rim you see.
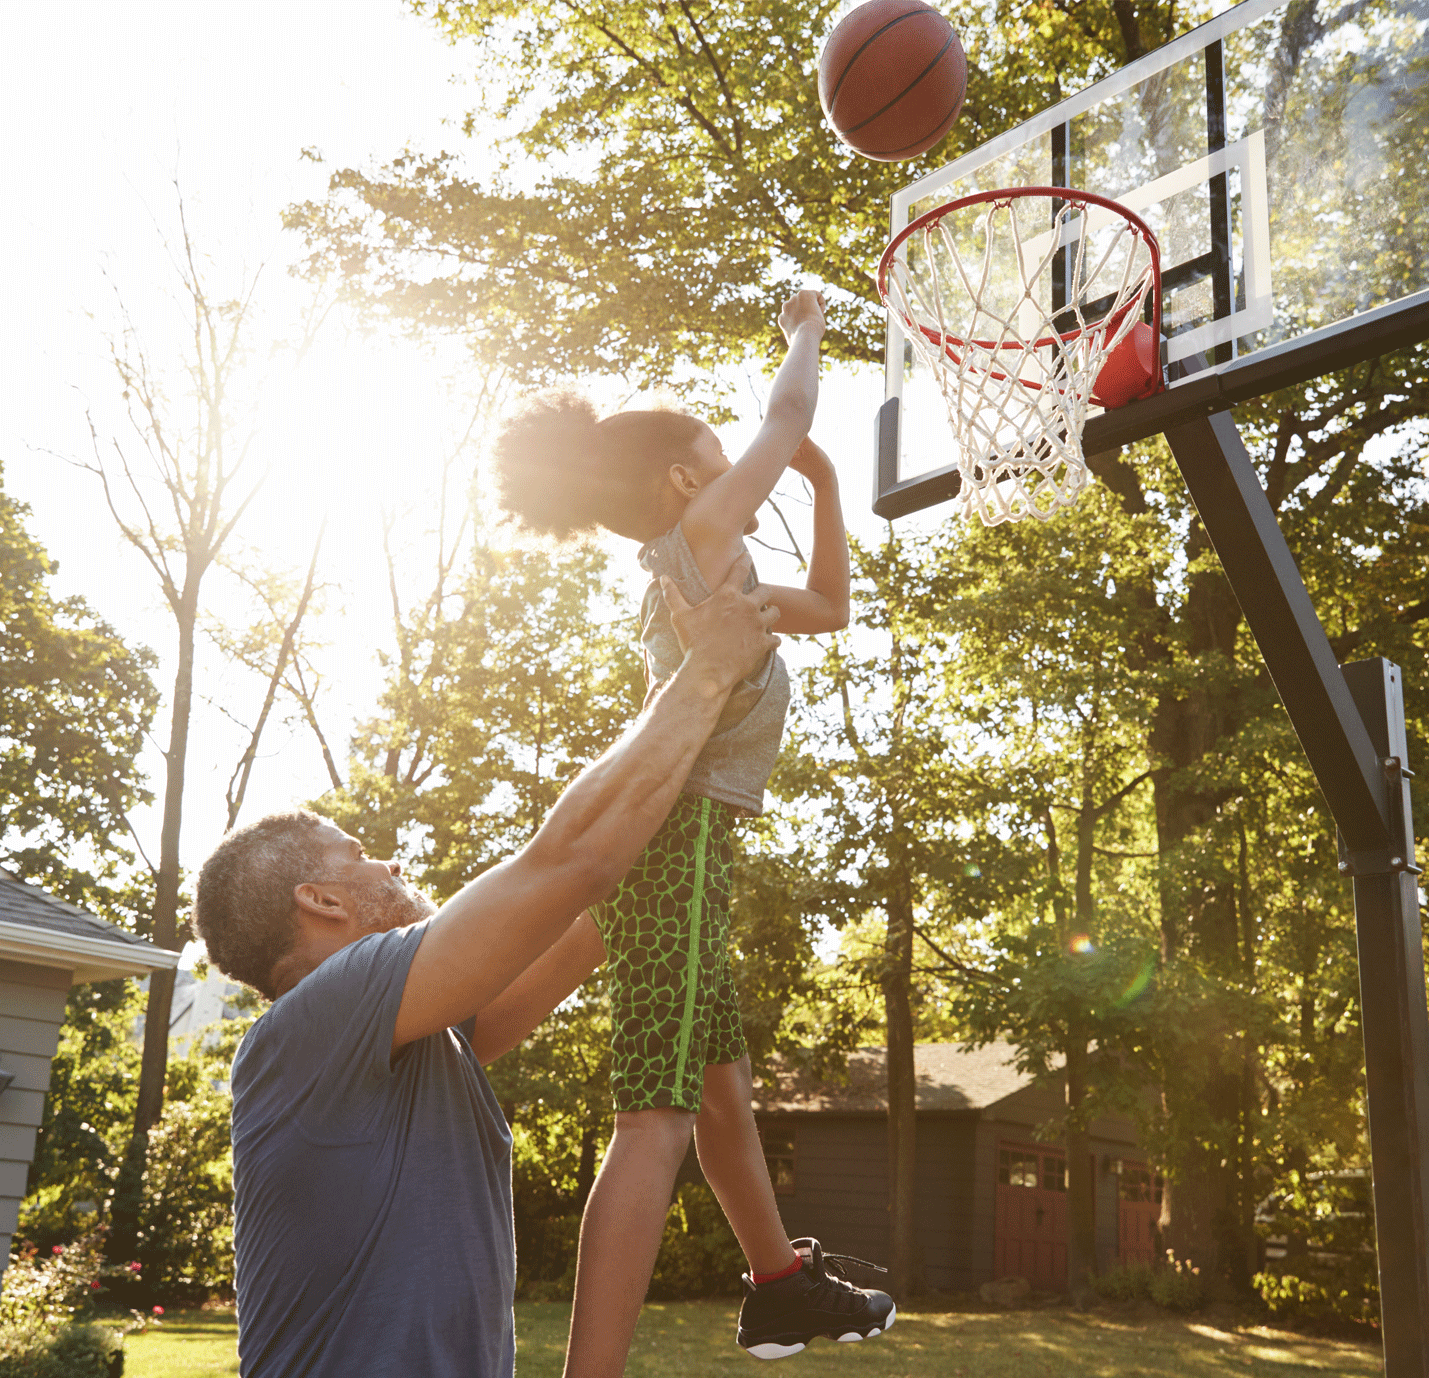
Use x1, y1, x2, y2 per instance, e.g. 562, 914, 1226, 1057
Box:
876, 185, 1163, 373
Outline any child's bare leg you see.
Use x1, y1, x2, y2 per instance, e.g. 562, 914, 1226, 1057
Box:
694, 1056, 798, 1275
564, 1107, 695, 1378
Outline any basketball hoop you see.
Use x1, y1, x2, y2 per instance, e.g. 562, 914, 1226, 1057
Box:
877, 187, 1163, 525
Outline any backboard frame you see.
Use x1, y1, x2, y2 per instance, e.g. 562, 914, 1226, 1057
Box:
872, 0, 1429, 519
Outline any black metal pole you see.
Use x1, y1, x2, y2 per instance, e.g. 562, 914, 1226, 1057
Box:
1342, 660, 1429, 1377
1164, 414, 1388, 848
1163, 413, 1429, 1376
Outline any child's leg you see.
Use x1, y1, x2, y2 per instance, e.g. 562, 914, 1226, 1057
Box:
694, 1056, 798, 1276
568, 794, 730, 1375
565, 1107, 695, 1378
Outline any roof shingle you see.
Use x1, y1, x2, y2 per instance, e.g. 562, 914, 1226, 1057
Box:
0, 870, 151, 948
752, 1041, 1033, 1114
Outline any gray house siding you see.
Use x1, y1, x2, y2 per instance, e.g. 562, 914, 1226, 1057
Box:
769, 1115, 888, 1265
0, 961, 69, 1263
754, 1100, 1142, 1291
755, 1112, 984, 1290
970, 1117, 1000, 1284
746, 1045, 1151, 1294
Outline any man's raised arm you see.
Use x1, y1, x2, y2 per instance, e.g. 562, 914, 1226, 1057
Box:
392, 555, 779, 1048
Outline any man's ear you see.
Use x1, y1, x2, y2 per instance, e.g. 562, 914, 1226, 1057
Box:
668, 462, 702, 499
293, 882, 350, 922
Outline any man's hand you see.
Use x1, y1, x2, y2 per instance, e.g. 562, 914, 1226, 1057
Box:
659, 553, 781, 691
393, 563, 781, 1051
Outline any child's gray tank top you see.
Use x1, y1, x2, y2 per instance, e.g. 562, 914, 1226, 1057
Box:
638, 523, 790, 816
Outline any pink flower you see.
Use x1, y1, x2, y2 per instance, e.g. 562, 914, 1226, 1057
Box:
152, 1305, 164, 1315
90, 1282, 101, 1291
127, 1262, 142, 1272
51, 1245, 64, 1256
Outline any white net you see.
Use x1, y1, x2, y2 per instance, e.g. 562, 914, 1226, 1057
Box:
882, 191, 1158, 526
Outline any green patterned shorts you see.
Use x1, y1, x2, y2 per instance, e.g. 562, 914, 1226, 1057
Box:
593, 793, 747, 1112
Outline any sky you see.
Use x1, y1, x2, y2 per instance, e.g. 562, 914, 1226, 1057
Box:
0, 2, 912, 954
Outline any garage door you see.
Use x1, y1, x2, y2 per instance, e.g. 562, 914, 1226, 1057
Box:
994, 1143, 1067, 1289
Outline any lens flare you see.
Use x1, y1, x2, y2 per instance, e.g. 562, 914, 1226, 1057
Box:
1069, 933, 1094, 954
1113, 956, 1157, 1008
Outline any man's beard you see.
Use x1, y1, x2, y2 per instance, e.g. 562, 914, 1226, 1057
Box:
344, 877, 437, 933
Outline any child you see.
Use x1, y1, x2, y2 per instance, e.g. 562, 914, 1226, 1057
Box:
492, 291, 893, 1373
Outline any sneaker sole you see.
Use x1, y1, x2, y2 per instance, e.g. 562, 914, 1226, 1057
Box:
741, 1305, 896, 1360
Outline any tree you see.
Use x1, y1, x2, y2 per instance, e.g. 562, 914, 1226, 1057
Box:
906, 489, 1169, 1299
69, 205, 327, 1260
284, 1, 1200, 403
317, 535, 644, 882
770, 532, 967, 1296
0, 463, 157, 919
289, 0, 1429, 1287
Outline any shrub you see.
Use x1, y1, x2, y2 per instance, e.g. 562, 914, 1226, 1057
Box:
1148, 1250, 1203, 1311
1090, 1262, 1153, 1301
0, 1232, 108, 1335
0, 1322, 118, 1378
123, 1095, 235, 1303
1253, 1269, 1379, 1327
1253, 1170, 1378, 1326
647, 1184, 745, 1301
0, 1229, 148, 1376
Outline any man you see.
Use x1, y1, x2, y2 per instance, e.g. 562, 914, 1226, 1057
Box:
193, 558, 780, 1377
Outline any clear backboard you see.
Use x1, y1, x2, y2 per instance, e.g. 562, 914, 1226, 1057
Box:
875, 0, 1429, 518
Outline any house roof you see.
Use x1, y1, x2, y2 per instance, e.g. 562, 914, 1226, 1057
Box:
753, 1041, 1034, 1115
0, 870, 181, 983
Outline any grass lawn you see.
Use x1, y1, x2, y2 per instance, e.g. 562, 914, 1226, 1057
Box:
117, 1300, 1385, 1377
121, 1308, 239, 1376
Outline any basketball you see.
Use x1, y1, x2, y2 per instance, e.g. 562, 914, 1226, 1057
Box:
1091, 322, 1160, 410
818, 0, 967, 162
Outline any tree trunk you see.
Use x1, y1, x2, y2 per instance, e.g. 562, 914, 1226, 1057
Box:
1065, 1036, 1097, 1301
1065, 790, 1097, 1299
1150, 546, 1247, 1282
110, 597, 196, 1261
883, 882, 918, 1298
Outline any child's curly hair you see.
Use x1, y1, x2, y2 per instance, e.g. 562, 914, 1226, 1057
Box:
491, 391, 705, 541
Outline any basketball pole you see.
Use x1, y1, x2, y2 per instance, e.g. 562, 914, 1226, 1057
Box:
1164, 412, 1429, 1377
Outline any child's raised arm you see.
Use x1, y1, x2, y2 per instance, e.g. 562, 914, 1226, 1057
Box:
757, 439, 851, 635
681, 291, 825, 576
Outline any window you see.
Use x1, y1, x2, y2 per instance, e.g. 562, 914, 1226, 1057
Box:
761, 1125, 796, 1195
998, 1148, 1039, 1188
999, 1146, 1066, 1190
1120, 1167, 1164, 1204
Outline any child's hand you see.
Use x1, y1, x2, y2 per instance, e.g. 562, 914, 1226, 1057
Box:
779, 290, 826, 344
788, 437, 835, 484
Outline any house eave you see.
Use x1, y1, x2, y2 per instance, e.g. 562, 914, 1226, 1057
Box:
0, 919, 181, 983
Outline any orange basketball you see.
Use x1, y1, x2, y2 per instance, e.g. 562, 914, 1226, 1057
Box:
1092, 322, 1160, 410
818, 0, 967, 162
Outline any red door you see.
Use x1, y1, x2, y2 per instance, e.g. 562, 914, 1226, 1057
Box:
1117, 1161, 1163, 1265
994, 1144, 1067, 1288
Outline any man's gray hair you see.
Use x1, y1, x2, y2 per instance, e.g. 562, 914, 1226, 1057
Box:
193, 809, 333, 999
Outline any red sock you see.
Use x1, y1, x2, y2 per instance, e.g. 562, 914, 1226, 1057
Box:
752, 1254, 803, 1285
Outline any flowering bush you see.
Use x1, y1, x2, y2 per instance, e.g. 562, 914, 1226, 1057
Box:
1148, 1249, 1203, 1311
0, 1233, 107, 1338
0, 1228, 158, 1375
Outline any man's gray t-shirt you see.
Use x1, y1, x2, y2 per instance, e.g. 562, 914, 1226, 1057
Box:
230, 923, 515, 1377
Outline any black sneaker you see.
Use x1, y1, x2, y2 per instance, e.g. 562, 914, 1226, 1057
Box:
736, 1238, 896, 1360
